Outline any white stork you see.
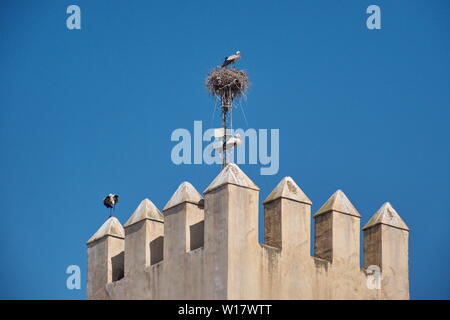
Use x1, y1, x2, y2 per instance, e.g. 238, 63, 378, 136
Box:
214, 134, 243, 154
103, 194, 119, 216
221, 51, 241, 68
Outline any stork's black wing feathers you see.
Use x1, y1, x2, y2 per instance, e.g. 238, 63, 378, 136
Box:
103, 196, 113, 208
222, 56, 231, 68
113, 194, 119, 204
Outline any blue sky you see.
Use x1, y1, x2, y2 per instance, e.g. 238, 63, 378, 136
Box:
0, 0, 449, 299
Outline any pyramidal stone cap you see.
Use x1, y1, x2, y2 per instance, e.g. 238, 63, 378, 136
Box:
87, 216, 125, 245
163, 181, 203, 211
263, 176, 312, 205
204, 162, 259, 194
314, 189, 361, 217
363, 202, 409, 231
124, 198, 164, 228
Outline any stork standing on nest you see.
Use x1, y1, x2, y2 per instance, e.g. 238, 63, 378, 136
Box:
221, 51, 241, 68
103, 194, 119, 217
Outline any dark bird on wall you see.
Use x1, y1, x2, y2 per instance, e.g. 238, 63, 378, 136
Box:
103, 194, 119, 216
221, 51, 241, 68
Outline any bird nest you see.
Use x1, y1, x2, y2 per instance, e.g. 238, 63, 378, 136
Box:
206, 68, 249, 103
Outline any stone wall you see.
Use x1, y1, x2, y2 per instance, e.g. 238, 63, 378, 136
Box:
86, 163, 409, 299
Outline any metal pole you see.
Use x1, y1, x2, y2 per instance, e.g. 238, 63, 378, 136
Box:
222, 93, 232, 169
222, 104, 227, 169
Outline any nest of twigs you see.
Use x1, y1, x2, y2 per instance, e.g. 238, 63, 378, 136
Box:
206, 68, 249, 103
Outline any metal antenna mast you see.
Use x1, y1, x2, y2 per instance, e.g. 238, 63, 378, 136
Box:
206, 56, 248, 170
221, 93, 232, 168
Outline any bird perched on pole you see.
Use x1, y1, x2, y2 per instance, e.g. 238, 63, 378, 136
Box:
222, 134, 243, 153
103, 194, 119, 217
221, 51, 241, 68
213, 133, 243, 154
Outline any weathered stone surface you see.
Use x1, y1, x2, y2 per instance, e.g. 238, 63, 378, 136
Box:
314, 190, 361, 268
87, 217, 125, 299
87, 216, 124, 244
364, 224, 382, 268
363, 202, 410, 299
124, 199, 164, 276
125, 199, 164, 227
163, 181, 203, 211
87, 164, 409, 300
263, 176, 312, 254
314, 213, 333, 261
160, 181, 205, 299
263, 176, 311, 205
204, 162, 259, 193
314, 189, 360, 217
363, 202, 409, 231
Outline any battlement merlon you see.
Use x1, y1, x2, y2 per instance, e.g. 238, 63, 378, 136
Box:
124, 199, 164, 277
86, 216, 124, 299
86, 163, 410, 299
363, 202, 410, 299
313, 189, 361, 269
263, 176, 312, 256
